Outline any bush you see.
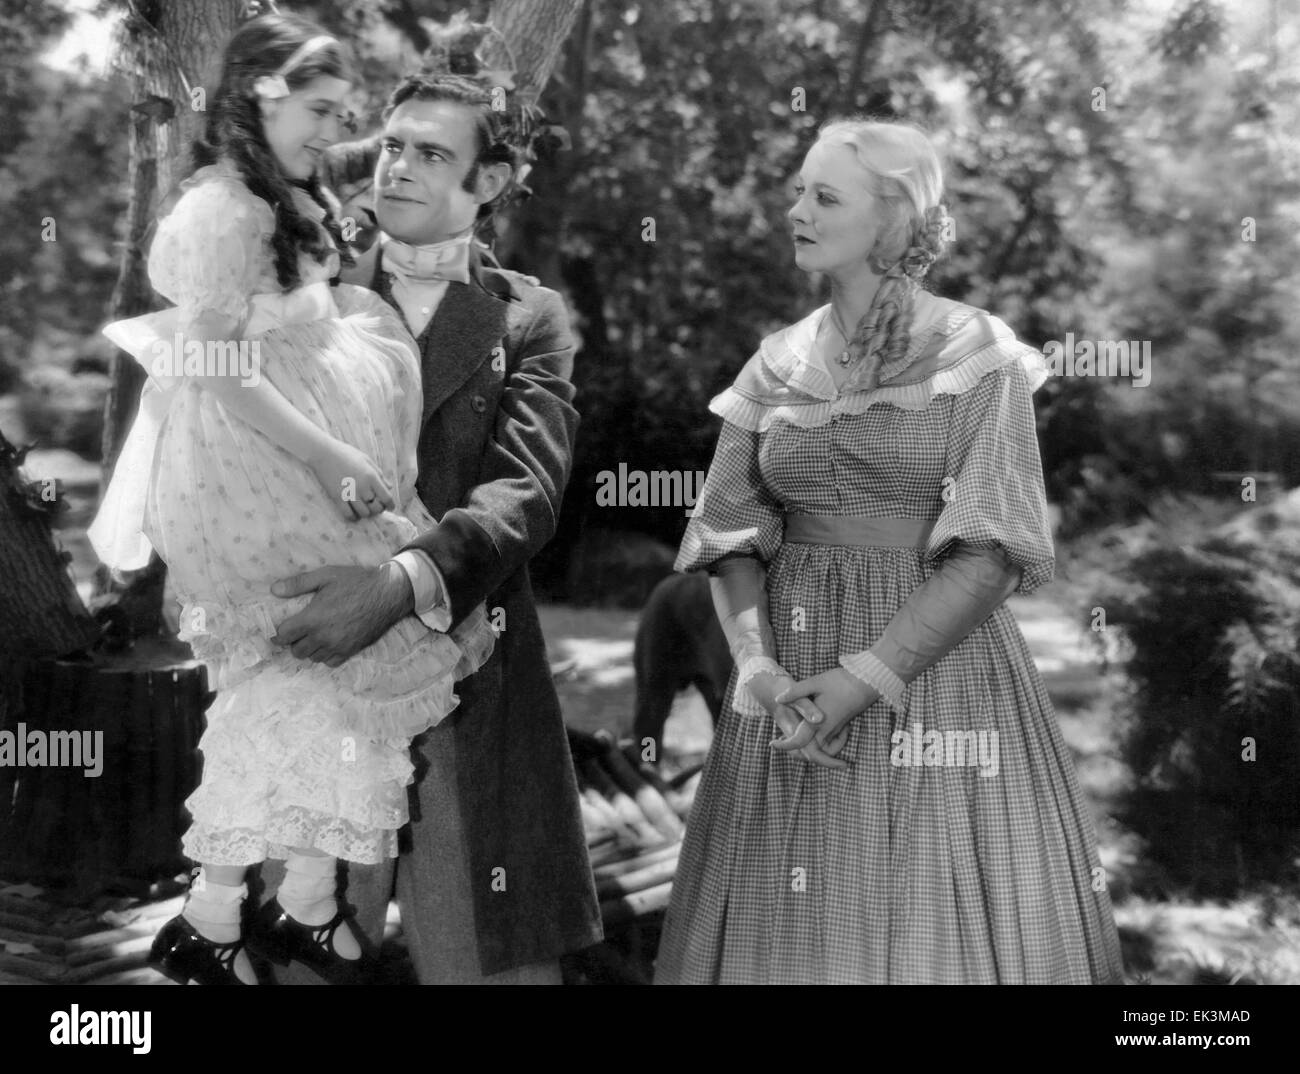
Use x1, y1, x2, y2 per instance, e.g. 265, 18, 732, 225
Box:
1102, 489, 1300, 897
562, 528, 676, 609
18, 366, 108, 460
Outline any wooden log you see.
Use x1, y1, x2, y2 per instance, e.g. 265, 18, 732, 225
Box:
667, 760, 706, 789
599, 738, 684, 842
91, 966, 171, 986
621, 741, 674, 795
0, 950, 65, 982
591, 841, 680, 881
579, 786, 633, 843
578, 796, 616, 844
594, 850, 679, 900
585, 839, 649, 872
0, 923, 65, 957
578, 757, 661, 847
0, 909, 54, 934
599, 879, 675, 929
63, 949, 153, 984
0, 886, 61, 923
66, 931, 156, 969
665, 770, 703, 819
566, 725, 608, 762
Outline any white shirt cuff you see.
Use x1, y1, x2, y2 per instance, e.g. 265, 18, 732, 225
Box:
389, 549, 452, 633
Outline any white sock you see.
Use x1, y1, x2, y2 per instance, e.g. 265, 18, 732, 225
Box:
276, 851, 360, 960
276, 851, 339, 926
182, 869, 246, 943
178, 868, 258, 984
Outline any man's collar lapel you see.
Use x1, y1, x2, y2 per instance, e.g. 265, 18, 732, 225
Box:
418, 248, 511, 426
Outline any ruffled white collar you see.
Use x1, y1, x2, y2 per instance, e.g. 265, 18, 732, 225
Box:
711, 295, 1049, 431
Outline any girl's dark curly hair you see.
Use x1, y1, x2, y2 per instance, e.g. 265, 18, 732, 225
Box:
190, 12, 354, 289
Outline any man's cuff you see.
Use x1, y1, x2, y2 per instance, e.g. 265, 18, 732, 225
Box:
389, 550, 452, 633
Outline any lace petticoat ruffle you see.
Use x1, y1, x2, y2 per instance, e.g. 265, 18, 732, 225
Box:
177, 598, 497, 865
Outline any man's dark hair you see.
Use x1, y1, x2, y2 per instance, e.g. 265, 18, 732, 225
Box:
382, 74, 524, 221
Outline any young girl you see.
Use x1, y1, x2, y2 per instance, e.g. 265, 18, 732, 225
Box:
89, 12, 495, 985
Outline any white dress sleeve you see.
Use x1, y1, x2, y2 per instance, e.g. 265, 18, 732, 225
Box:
148, 176, 275, 331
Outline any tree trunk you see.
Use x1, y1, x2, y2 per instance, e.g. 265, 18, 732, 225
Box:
95, 0, 244, 635
0, 429, 98, 663
492, 0, 584, 107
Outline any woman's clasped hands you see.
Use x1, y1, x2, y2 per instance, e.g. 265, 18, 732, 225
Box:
750, 668, 880, 769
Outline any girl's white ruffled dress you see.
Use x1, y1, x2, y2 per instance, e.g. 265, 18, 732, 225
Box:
90, 161, 495, 866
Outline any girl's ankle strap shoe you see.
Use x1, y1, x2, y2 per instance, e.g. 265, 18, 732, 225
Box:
247, 897, 372, 985
149, 914, 263, 985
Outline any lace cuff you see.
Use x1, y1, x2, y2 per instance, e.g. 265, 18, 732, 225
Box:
839, 651, 907, 715
734, 655, 785, 718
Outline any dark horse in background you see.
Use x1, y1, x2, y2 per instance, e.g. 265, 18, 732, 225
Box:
632, 572, 731, 762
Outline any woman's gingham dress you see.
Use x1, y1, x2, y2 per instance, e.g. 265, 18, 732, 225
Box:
654, 297, 1124, 984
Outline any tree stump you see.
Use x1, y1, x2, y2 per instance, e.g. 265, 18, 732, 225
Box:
0, 427, 209, 890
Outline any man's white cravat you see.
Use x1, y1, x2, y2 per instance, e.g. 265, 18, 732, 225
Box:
380, 230, 473, 337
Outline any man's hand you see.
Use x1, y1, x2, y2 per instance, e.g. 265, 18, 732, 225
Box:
270, 563, 414, 667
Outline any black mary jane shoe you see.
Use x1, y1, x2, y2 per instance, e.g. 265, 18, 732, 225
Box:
247, 898, 370, 985
149, 914, 263, 985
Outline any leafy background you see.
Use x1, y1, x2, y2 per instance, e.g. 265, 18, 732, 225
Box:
3, 0, 1300, 982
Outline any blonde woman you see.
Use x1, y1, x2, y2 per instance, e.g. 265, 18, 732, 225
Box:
655, 119, 1122, 984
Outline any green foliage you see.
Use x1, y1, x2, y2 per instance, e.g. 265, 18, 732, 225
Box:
6, 0, 1300, 580
1102, 494, 1300, 896
507, 0, 1190, 576
0, 0, 129, 398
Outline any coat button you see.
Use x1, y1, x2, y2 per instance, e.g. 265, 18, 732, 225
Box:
471, 395, 487, 413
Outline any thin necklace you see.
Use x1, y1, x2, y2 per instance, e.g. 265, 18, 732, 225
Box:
829, 305, 855, 366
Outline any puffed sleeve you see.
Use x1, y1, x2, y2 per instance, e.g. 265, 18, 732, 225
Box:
147, 177, 274, 330
924, 359, 1054, 594
674, 419, 785, 574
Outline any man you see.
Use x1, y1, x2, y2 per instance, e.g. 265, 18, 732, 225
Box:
264, 73, 602, 983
